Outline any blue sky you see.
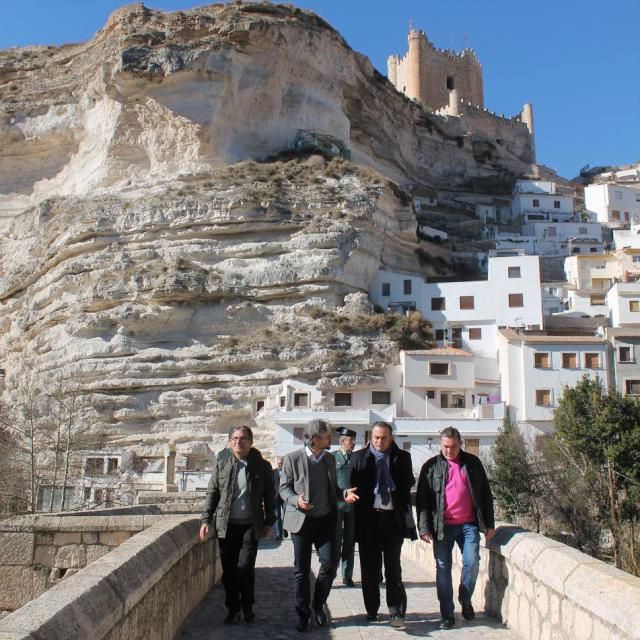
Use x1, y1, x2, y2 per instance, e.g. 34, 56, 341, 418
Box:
1, 0, 638, 179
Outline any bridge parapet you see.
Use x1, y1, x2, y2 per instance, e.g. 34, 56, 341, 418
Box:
403, 524, 640, 640
0, 515, 217, 640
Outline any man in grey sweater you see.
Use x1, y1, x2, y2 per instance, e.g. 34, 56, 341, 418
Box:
199, 426, 275, 624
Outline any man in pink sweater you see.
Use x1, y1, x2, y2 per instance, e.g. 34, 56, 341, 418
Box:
416, 427, 495, 631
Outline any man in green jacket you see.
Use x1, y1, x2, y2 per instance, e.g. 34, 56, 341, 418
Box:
199, 426, 276, 624
332, 427, 357, 587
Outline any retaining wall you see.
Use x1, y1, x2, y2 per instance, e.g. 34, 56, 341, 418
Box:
0, 515, 218, 640
403, 525, 640, 640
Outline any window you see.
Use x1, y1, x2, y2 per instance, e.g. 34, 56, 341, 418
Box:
446, 76, 455, 90
612, 210, 621, 221
562, 352, 577, 368
469, 328, 482, 340
625, 380, 640, 395
94, 489, 104, 505
107, 458, 119, 475
83, 487, 91, 501
536, 389, 552, 406
440, 393, 448, 408
584, 353, 600, 369
571, 247, 580, 254
280, 395, 286, 407
554, 200, 561, 209
334, 392, 352, 407
619, 346, 633, 362
590, 294, 606, 305
255, 399, 265, 413
459, 295, 474, 310
381, 282, 390, 297
579, 227, 587, 234
633, 256, 640, 263
435, 329, 445, 341
403, 279, 412, 295
431, 297, 446, 311
426, 390, 435, 399
615, 190, 623, 200
294, 393, 308, 407
630, 301, 640, 312
85, 458, 104, 476
451, 394, 465, 408
430, 362, 449, 375
534, 353, 550, 368
402, 441, 412, 451
532, 199, 540, 207
293, 427, 304, 444
509, 293, 523, 307
464, 438, 480, 455
589, 247, 598, 253
508, 266, 521, 278
547, 227, 557, 237
371, 391, 391, 405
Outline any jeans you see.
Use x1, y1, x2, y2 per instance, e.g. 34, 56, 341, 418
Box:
432, 523, 480, 619
358, 510, 406, 616
219, 522, 259, 613
291, 512, 338, 617
336, 507, 355, 582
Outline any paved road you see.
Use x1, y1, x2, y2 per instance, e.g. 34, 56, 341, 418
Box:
176, 538, 512, 639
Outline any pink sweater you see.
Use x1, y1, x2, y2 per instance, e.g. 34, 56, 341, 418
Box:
444, 456, 476, 525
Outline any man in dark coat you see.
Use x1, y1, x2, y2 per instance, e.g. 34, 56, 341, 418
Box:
199, 426, 275, 624
280, 419, 346, 631
345, 421, 416, 629
332, 427, 357, 587
416, 426, 495, 631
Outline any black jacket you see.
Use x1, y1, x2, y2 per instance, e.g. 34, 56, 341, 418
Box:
200, 447, 276, 539
350, 442, 417, 541
416, 450, 495, 541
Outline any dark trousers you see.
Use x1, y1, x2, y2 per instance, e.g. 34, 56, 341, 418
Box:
358, 510, 406, 616
219, 522, 259, 613
291, 512, 338, 616
336, 507, 355, 582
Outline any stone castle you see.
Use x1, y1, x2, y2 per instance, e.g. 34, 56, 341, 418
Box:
388, 27, 536, 163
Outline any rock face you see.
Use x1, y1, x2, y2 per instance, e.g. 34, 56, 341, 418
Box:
0, 2, 533, 456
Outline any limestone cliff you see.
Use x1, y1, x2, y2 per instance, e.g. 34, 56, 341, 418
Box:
0, 2, 531, 456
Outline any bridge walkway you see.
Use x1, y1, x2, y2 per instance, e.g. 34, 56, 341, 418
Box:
176, 538, 513, 639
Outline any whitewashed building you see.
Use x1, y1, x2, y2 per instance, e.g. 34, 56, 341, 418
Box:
511, 180, 574, 222
497, 328, 608, 432
585, 183, 640, 227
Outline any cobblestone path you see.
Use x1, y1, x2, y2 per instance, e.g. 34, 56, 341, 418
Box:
176, 538, 512, 639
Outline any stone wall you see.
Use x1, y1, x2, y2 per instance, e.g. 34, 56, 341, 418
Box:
0, 516, 217, 640
0, 512, 165, 612
402, 525, 640, 640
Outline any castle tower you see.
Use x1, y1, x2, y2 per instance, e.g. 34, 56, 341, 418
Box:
406, 29, 424, 104
521, 103, 536, 162
448, 89, 460, 117
387, 54, 399, 87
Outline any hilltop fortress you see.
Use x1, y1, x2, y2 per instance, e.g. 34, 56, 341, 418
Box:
388, 27, 536, 165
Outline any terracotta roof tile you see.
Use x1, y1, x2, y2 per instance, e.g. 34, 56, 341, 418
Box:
403, 347, 473, 357
499, 328, 606, 344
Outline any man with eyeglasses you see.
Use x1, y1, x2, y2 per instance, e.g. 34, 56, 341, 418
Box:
200, 426, 275, 624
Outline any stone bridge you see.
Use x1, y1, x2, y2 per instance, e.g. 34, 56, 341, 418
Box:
0, 505, 638, 640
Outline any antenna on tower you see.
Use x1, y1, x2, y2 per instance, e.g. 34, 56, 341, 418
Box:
409, 17, 414, 31
462, 33, 468, 49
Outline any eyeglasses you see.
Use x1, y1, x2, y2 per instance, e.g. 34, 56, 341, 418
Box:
230, 437, 251, 442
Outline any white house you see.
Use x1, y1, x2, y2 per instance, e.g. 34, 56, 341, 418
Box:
607, 282, 640, 327
371, 255, 544, 359
585, 183, 640, 227
497, 328, 608, 431
511, 180, 574, 222
564, 253, 619, 316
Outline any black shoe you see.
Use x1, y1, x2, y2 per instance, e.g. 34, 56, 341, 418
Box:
343, 578, 355, 587
313, 604, 328, 627
366, 612, 379, 621
296, 615, 310, 632
460, 600, 475, 620
224, 611, 241, 624
242, 606, 255, 623
283, 530, 289, 538
439, 617, 455, 630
